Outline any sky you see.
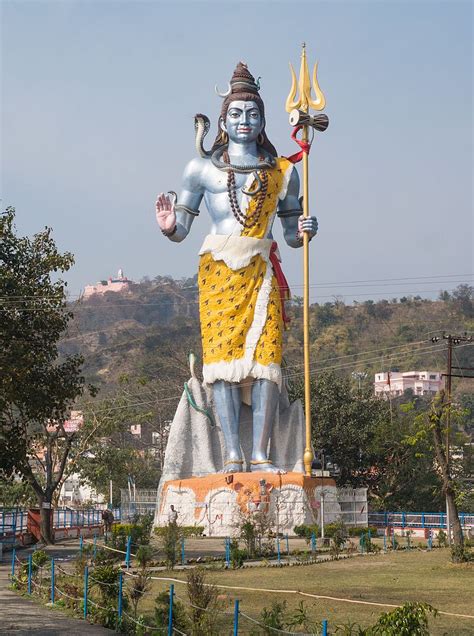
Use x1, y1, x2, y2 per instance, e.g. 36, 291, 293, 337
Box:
1, 0, 473, 303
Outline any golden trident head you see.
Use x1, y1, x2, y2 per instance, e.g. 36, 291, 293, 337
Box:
286, 43, 326, 114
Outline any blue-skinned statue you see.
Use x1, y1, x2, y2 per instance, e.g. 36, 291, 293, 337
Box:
156, 62, 317, 474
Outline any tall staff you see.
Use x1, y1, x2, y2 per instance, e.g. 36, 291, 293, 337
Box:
286, 44, 328, 476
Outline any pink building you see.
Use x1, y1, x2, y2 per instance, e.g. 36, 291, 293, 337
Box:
374, 371, 444, 398
83, 268, 133, 298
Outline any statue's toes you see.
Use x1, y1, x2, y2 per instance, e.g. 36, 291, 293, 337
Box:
222, 462, 244, 473
251, 461, 286, 474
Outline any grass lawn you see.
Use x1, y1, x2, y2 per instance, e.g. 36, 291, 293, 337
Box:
135, 548, 474, 635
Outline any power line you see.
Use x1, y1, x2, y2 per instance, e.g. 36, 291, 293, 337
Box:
2, 284, 473, 311
81, 341, 472, 415
0, 273, 471, 300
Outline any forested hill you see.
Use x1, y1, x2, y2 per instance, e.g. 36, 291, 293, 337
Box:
61, 279, 473, 406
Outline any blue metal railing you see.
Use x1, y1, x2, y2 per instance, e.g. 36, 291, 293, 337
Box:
0, 507, 122, 541
369, 511, 473, 529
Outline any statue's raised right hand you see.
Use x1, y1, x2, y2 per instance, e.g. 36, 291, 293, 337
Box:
155, 192, 176, 234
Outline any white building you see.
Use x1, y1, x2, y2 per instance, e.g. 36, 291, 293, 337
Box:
374, 371, 443, 398
83, 268, 133, 298
58, 473, 106, 507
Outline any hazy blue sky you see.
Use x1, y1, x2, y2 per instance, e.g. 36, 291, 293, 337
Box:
2, 0, 472, 302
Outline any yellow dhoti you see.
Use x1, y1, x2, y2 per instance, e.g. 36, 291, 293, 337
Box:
198, 157, 293, 390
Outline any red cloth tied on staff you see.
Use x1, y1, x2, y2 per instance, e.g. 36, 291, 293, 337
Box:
286, 125, 312, 164
270, 241, 291, 327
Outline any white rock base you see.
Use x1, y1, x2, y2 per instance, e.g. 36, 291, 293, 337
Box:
156, 472, 341, 537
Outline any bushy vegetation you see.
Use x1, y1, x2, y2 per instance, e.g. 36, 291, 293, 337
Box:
111, 513, 153, 552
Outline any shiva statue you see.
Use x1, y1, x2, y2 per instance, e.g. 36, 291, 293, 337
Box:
155, 63, 317, 474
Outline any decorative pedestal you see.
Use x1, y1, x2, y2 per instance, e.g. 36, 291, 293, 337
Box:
156, 472, 340, 537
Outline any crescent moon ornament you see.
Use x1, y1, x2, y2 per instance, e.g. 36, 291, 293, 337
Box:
215, 83, 231, 98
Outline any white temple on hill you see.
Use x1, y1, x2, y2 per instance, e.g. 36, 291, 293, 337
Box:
83, 268, 133, 298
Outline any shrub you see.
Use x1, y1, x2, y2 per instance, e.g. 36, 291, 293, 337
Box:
229, 539, 246, 568
136, 545, 155, 569
186, 568, 222, 635
293, 524, 319, 542
154, 590, 189, 633
157, 522, 182, 569
127, 570, 151, 618
89, 564, 120, 603
437, 529, 448, 548
259, 600, 287, 634
347, 526, 379, 537
450, 544, 474, 563
154, 525, 204, 538
371, 601, 437, 635
112, 513, 153, 552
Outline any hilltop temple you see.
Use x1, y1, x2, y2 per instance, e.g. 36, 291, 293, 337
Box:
83, 268, 133, 298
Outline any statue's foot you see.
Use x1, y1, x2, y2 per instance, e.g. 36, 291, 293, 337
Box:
222, 459, 244, 473
250, 460, 286, 474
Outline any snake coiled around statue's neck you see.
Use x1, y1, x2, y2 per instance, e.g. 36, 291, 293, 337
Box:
194, 113, 276, 174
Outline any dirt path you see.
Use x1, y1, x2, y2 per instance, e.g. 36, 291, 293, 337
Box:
0, 544, 111, 635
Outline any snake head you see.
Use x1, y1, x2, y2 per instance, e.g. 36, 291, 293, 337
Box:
194, 113, 210, 134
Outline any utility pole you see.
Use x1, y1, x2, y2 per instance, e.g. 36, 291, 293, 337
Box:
431, 333, 473, 542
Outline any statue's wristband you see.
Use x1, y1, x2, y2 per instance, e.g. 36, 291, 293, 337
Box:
277, 208, 303, 218
175, 204, 200, 217
161, 225, 177, 238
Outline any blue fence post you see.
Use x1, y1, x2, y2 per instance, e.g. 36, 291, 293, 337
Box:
233, 599, 240, 636
181, 537, 185, 566
311, 532, 316, 553
51, 557, 55, 604
11, 548, 16, 577
168, 584, 174, 636
322, 619, 328, 636
225, 537, 230, 568
428, 529, 433, 551
286, 533, 289, 555
79, 535, 83, 555
402, 512, 406, 529
421, 513, 425, 528
83, 565, 89, 618
27, 554, 32, 594
277, 537, 281, 564
125, 535, 131, 569
439, 512, 443, 528
384, 511, 388, 527
118, 571, 123, 625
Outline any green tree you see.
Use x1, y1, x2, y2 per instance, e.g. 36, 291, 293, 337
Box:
289, 371, 443, 511
69, 383, 161, 505
405, 392, 466, 553
0, 207, 92, 542
290, 372, 390, 487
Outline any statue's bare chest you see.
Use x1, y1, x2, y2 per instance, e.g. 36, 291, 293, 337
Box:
200, 164, 252, 222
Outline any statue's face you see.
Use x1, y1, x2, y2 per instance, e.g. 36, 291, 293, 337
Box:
222, 100, 263, 144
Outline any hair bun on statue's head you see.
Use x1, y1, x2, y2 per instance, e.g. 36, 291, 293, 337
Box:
229, 62, 260, 95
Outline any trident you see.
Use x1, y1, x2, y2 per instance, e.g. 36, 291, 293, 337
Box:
286, 44, 328, 477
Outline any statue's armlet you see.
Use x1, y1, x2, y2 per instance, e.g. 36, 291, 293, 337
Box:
278, 167, 303, 247
277, 166, 301, 217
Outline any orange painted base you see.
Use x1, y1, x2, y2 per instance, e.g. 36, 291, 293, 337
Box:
156, 472, 338, 536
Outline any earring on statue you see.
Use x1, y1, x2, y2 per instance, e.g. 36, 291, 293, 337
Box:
220, 131, 229, 144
